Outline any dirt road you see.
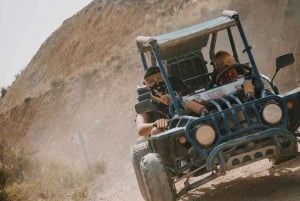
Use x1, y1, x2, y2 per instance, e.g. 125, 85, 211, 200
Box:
181, 158, 300, 201
92, 141, 300, 201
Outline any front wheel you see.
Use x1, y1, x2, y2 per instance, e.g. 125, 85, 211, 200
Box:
294, 121, 300, 137
131, 141, 149, 201
140, 153, 176, 201
294, 121, 300, 151
270, 134, 298, 165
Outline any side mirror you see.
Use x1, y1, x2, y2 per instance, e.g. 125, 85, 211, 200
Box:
271, 53, 295, 83
135, 100, 158, 114
276, 53, 295, 70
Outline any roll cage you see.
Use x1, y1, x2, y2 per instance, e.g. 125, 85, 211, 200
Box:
133, 10, 299, 200
136, 10, 264, 116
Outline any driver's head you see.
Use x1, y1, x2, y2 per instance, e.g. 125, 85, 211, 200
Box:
144, 66, 167, 96
214, 51, 236, 71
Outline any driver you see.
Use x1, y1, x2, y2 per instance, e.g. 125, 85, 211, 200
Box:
136, 66, 193, 137
136, 66, 173, 136
212, 50, 240, 85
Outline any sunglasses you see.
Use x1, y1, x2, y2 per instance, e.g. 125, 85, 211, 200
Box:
144, 73, 164, 87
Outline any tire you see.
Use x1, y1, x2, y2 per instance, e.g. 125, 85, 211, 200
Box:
140, 153, 176, 201
131, 142, 149, 201
270, 135, 298, 165
294, 122, 300, 155
271, 146, 297, 165
294, 121, 300, 137
135, 136, 149, 145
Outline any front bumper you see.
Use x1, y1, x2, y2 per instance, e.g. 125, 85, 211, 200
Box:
206, 128, 297, 172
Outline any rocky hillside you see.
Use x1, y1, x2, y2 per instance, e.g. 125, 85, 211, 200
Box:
0, 0, 299, 200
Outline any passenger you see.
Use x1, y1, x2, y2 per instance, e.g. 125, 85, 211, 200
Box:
212, 51, 255, 99
212, 50, 240, 85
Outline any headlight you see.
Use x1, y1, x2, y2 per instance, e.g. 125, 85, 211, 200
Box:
195, 125, 216, 147
262, 103, 282, 125
178, 135, 187, 144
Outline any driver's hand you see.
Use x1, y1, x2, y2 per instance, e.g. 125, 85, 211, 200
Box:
153, 119, 169, 129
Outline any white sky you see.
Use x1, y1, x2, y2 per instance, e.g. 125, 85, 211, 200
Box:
0, 0, 93, 88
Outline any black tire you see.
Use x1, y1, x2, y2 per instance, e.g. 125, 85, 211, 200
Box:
135, 136, 149, 145
271, 147, 298, 165
272, 124, 300, 164
131, 142, 149, 201
294, 122, 300, 154
270, 136, 298, 165
140, 153, 176, 201
294, 121, 300, 137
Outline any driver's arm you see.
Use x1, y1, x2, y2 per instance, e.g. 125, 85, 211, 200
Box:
136, 113, 153, 136
136, 113, 168, 136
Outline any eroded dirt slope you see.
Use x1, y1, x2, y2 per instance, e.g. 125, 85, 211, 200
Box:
0, 0, 300, 200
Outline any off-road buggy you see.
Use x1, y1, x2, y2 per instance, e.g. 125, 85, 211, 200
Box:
131, 10, 300, 201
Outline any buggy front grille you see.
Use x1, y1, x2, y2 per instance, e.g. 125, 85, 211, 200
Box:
185, 95, 288, 155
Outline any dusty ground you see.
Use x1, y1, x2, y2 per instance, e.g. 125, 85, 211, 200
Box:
0, 0, 299, 200
92, 152, 300, 201
181, 157, 300, 201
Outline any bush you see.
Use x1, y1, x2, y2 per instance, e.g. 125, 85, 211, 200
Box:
0, 139, 105, 201
0, 141, 31, 201
1, 88, 7, 98
50, 77, 65, 89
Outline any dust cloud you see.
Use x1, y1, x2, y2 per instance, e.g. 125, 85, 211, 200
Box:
0, 0, 299, 200
228, 0, 300, 91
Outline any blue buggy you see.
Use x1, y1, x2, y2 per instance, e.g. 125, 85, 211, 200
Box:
132, 10, 300, 201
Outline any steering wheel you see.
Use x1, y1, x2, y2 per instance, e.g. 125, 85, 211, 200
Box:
215, 63, 252, 85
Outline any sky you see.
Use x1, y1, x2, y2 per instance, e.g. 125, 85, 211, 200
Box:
0, 0, 93, 88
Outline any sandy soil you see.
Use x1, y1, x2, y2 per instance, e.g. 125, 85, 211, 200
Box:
1, 1, 299, 201
91, 145, 300, 201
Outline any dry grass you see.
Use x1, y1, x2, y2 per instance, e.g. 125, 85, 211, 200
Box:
49, 77, 66, 89
0, 139, 105, 201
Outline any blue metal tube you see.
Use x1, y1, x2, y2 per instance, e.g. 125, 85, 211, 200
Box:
149, 41, 182, 116
234, 16, 264, 91
227, 28, 239, 63
140, 52, 148, 71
